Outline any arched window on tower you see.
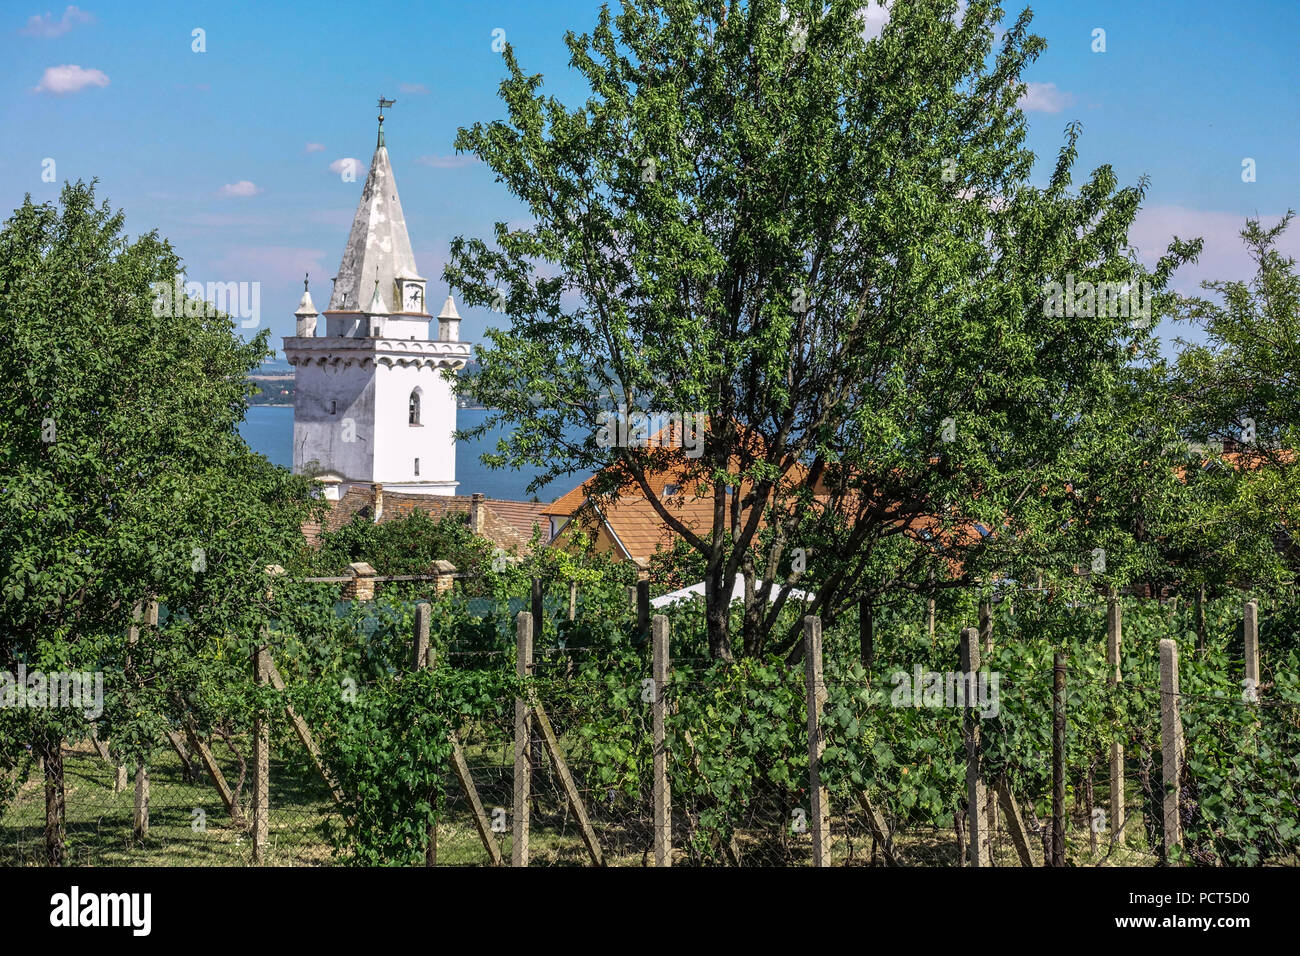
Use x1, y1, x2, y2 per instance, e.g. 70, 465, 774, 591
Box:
408, 389, 421, 426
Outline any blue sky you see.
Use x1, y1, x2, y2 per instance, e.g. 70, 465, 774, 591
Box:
3, 0, 1297, 358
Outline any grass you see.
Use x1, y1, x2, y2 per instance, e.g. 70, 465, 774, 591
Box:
1, 738, 335, 866
0, 734, 1247, 868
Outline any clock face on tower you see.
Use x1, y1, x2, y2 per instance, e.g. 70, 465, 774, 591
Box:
402, 281, 425, 313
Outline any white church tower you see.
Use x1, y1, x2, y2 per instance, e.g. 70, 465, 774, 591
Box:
284, 104, 469, 500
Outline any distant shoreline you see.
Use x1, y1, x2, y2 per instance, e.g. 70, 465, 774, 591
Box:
247, 404, 495, 411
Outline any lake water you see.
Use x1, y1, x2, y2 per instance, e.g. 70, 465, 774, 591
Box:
238, 406, 575, 503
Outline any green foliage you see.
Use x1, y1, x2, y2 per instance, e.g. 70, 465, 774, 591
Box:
1164, 213, 1300, 588
0, 181, 321, 840
303, 508, 494, 578
292, 664, 516, 866
446, 0, 1199, 658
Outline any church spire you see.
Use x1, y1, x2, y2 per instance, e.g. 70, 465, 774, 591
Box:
328, 100, 423, 314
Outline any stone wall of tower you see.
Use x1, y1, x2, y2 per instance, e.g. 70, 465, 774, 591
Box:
291, 360, 377, 483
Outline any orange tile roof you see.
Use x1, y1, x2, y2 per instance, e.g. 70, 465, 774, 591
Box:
543, 418, 798, 517
594, 496, 719, 564
479, 497, 549, 551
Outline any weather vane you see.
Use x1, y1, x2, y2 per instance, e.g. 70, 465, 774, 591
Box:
377, 96, 396, 146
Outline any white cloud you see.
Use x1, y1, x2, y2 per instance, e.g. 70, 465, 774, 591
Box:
22, 5, 94, 38
304, 142, 326, 153
859, 1, 891, 40
399, 82, 430, 95
218, 180, 261, 198
1130, 206, 1300, 295
415, 154, 479, 169
329, 157, 361, 176
33, 63, 108, 94
1018, 82, 1074, 114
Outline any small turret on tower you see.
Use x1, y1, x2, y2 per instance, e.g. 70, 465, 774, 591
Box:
366, 272, 389, 338
295, 273, 318, 337
437, 295, 461, 343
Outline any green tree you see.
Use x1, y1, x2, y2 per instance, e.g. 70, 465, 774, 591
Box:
0, 181, 322, 863
1166, 214, 1300, 588
447, 0, 1196, 659
305, 509, 494, 577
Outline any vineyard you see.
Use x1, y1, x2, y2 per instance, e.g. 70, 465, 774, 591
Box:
4, 571, 1297, 867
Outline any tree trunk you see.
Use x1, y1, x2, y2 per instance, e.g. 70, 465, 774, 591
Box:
705, 562, 733, 661
40, 735, 66, 866
741, 560, 762, 659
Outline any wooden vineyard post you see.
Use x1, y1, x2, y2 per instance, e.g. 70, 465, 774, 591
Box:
531, 705, 605, 865
252, 639, 270, 862
1051, 652, 1067, 867
1244, 599, 1260, 703
413, 600, 432, 671
804, 616, 830, 866
448, 738, 505, 866
568, 581, 577, 621
261, 656, 344, 805
414, 602, 437, 866
131, 762, 149, 841
1195, 585, 1207, 656
652, 614, 671, 866
528, 577, 545, 807
960, 627, 991, 866
1159, 639, 1183, 862
995, 779, 1043, 867
1107, 592, 1124, 845
182, 716, 245, 826
131, 600, 158, 840
512, 610, 533, 866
